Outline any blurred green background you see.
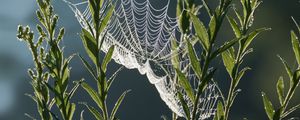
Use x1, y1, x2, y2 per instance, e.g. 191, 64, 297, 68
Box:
0, 0, 300, 119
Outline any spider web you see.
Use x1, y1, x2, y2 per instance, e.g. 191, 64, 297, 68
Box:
64, 0, 219, 118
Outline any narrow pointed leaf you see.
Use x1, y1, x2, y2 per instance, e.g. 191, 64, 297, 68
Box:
171, 37, 180, 69
187, 40, 202, 79
78, 55, 97, 80
242, 27, 270, 52
291, 30, 300, 65
175, 69, 195, 102
227, 16, 241, 38
216, 101, 225, 120
81, 82, 103, 109
262, 92, 275, 120
177, 0, 189, 33
110, 90, 130, 120
67, 103, 76, 120
107, 67, 123, 92
234, 67, 250, 88
81, 29, 98, 65
102, 45, 115, 72
222, 50, 235, 77
177, 92, 190, 120
208, 15, 216, 39
190, 14, 210, 50
276, 76, 284, 105
81, 102, 104, 120
292, 17, 300, 33
212, 37, 241, 59
278, 56, 293, 79
99, 5, 115, 34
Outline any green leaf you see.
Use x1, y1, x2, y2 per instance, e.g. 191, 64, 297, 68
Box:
208, 15, 217, 39
81, 82, 103, 110
98, 4, 115, 34
110, 90, 130, 120
66, 79, 83, 103
278, 55, 293, 79
276, 76, 284, 105
233, 8, 243, 28
242, 27, 270, 53
107, 67, 123, 92
67, 103, 76, 120
212, 37, 241, 59
221, 49, 235, 77
227, 16, 241, 38
292, 69, 300, 87
177, 0, 189, 33
175, 69, 195, 102
78, 55, 97, 80
177, 92, 190, 119
234, 67, 250, 88
81, 102, 104, 120
292, 17, 300, 34
187, 40, 202, 79
190, 14, 210, 50
81, 29, 98, 65
171, 37, 180, 69
262, 92, 275, 120
102, 45, 115, 72
216, 101, 225, 120
291, 30, 300, 65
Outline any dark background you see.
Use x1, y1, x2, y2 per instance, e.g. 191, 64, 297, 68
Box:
0, 0, 300, 119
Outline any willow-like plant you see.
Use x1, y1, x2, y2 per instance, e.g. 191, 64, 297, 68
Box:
174, 0, 238, 119
174, 0, 269, 120
262, 18, 300, 120
17, 0, 80, 120
217, 0, 269, 120
77, 0, 129, 120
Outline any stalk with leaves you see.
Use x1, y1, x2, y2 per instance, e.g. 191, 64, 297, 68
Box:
174, 0, 240, 119
17, 0, 80, 120
215, 0, 270, 119
77, 0, 129, 120
262, 18, 300, 120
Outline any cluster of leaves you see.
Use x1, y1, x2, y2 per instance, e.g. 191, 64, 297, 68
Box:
17, 0, 127, 120
175, 0, 235, 119
17, 0, 80, 119
262, 18, 300, 120
218, 0, 270, 119
77, 0, 129, 120
173, 0, 268, 120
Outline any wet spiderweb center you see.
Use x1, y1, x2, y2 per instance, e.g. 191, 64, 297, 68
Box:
65, 0, 219, 119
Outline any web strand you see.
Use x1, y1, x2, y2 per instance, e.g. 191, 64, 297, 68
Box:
65, 0, 219, 119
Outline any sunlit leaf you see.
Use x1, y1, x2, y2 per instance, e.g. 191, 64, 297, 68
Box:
110, 90, 130, 120
291, 30, 300, 65
177, 92, 190, 119
81, 29, 98, 65
190, 14, 210, 50
262, 92, 275, 120
187, 40, 202, 79
276, 76, 284, 105
175, 69, 195, 102
102, 45, 115, 72
81, 82, 103, 110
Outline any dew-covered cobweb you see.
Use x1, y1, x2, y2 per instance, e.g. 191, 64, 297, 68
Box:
64, 0, 219, 119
